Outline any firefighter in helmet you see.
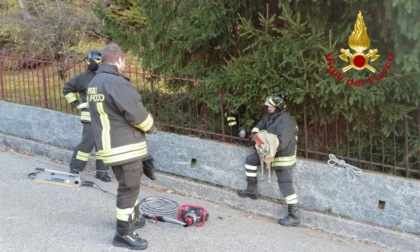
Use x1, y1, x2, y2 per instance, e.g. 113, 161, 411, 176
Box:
237, 94, 300, 226
62, 50, 112, 182
225, 104, 247, 138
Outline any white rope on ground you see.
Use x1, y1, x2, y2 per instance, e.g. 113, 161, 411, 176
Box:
327, 154, 363, 181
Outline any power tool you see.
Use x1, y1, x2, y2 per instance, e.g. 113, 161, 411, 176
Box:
29, 167, 82, 187
140, 197, 209, 227
29, 171, 210, 228
177, 204, 209, 227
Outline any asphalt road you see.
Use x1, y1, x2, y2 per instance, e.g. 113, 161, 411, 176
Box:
0, 148, 392, 252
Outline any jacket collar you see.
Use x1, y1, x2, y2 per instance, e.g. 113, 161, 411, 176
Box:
97, 63, 120, 76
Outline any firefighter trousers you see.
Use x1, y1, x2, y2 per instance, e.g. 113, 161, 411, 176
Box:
113, 159, 143, 233
245, 151, 297, 200
70, 122, 108, 172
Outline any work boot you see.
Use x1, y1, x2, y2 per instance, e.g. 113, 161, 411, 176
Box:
133, 204, 145, 229
95, 171, 111, 182
279, 204, 300, 227
143, 158, 156, 180
113, 220, 148, 250
112, 231, 148, 250
237, 177, 258, 199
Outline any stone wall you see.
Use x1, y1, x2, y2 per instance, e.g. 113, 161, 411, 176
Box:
1, 101, 419, 235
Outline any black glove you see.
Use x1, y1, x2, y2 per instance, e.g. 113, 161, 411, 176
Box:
143, 158, 156, 180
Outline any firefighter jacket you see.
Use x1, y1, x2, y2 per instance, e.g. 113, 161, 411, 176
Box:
250, 109, 298, 169
224, 104, 247, 136
87, 63, 156, 166
62, 71, 96, 123
225, 109, 241, 136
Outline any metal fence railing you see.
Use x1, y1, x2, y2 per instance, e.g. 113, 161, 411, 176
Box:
1, 56, 419, 179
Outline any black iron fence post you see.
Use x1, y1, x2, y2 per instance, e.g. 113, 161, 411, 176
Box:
220, 88, 225, 142
0, 59, 4, 100
41, 62, 49, 108
404, 116, 409, 177
303, 106, 308, 158
418, 107, 420, 174
150, 76, 156, 120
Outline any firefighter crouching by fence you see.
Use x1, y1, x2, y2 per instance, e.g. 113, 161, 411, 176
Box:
225, 104, 247, 138
237, 94, 300, 227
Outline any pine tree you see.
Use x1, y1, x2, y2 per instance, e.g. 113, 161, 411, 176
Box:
96, 0, 420, 176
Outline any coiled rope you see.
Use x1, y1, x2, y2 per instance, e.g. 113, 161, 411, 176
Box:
86, 185, 180, 215
327, 154, 363, 181
140, 196, 179, 215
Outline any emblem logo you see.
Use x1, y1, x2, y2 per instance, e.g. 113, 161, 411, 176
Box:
325, 11, 393, 86
339, 11, 379, 73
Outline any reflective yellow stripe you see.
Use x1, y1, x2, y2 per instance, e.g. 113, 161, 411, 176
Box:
100, 142, 147, 156
274, 155, 296, 162
246, 171, 257, 177
268, 97, 276, 106
134, 113, 154, 132
101, 149, 148, 164
285, 194, 298, 204
80, 111, 91, 121
226, 116, 237, 126
97, 102, 111, 150
272, 160, 296, 166
116, 207, 134, 221
245, 164, 257, 177
245, 164, 257, 170
99, 142, 148, 164
272, 155, 297, 166
64, 93, 77, 103
76, 151, 90, 161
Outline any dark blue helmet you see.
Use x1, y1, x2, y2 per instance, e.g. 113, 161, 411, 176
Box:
264, 94, 286, 109
86, 50, 101, 71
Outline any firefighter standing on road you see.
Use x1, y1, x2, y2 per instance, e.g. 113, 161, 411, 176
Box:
88, 43, 157, 250
62, 51, 111, 182
237, 94, 300, 227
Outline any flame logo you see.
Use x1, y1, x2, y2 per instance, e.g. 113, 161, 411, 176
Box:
339, 11, 379, 73
348, 12, 370, 52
